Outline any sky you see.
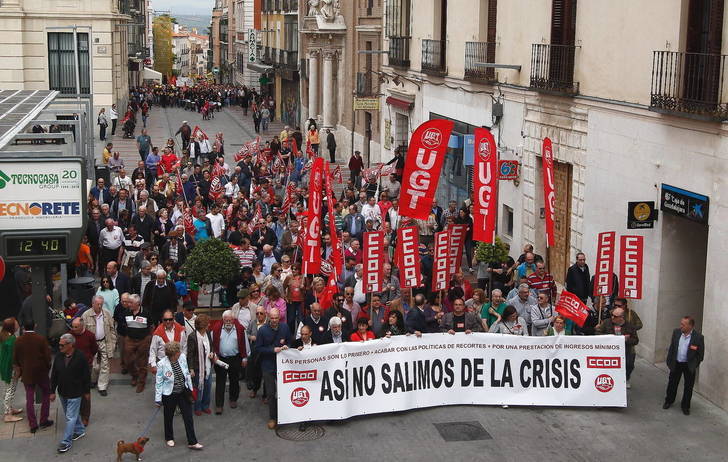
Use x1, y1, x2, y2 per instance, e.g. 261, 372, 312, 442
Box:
151, 0, 214, 15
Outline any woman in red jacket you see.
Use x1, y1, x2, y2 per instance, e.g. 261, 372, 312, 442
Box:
159, 149, 178, 177
349, 318, 375, 342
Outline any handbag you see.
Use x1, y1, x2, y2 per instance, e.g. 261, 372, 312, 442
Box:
183, 386, 197, 403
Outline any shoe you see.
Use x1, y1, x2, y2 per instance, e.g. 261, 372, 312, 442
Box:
121, 368, 128, 375
166, 440, 175, 447
11, 408, 22, 415
194, 410, 202, 416
30, 426, 38, 433
662, 402, 672, 410
135, 383, 145, 393
90, 382, 97, 389
248, 391, 257, 398
626, 381, 632, 389
267, 419, 277, 430
39, 420, 54, 429
72, 432, 86, 441
230, 401, 238, 409
58, 443, 72, 453
99, 390, 108, 397
4, 414, 22, 422
215, 408, 222, 415
130, 378, 137, 387
188, 443, 204, 450
501, 405, 509, 409
202, 409, 211, 415
682, 408, 690, 415
298, 423, 307, 432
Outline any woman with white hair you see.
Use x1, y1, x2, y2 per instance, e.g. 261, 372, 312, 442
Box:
154, 341, 203, 449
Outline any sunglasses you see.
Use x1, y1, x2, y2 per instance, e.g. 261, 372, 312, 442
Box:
163, 318, 174, 322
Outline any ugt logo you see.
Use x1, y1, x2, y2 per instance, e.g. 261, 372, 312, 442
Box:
477, 138, 492, 161
421, 128, 442, 149
0, 170, 10, 189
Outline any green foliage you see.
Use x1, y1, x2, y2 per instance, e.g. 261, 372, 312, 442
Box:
475, 237, 510, 264
182, 239, 240, 286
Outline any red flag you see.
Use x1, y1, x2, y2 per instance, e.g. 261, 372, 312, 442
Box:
281, 182, 297, 215
303, 158, 324, 275
619, 235, 644, 299
447, 224, 468, 277
593, 231, 616, 297
555, 290, 590, 327
291, 137, 299, 156
472, 127, 498, 243
432, 230, 450, 291
542, 137, 556, 247
175, 168, 184, 198
247, 202, 262, 235
318, 272, 339, 310
397, 226, 421, 288
192, 126, 209, 140
331, 165, 343, 184
324, 162, 343, 280
212, 161, 226, 179
208, 176, 224, 201
363, 231, 386, 292
399, 119, 454, 220
183, 208, 195, 235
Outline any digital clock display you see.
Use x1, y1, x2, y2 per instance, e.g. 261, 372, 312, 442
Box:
6, 237, 68, 257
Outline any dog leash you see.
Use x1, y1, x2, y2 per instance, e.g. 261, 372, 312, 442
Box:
138, 406, 162, 439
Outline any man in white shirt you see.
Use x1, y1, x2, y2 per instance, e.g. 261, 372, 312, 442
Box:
113, 169, 133, 191
81, 296, 117, 396
206, 205, 226, 238
384, 174, 401, 198
224, 175, 240, 198
352, 264, 366, 305
360, 196, 382, 227
99, 218, 124, 272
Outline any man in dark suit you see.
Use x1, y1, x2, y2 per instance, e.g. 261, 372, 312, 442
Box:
663, 316, 705, 415
105, 261, 131, 295
142, 270, 178, 325
343, 205, 365, 242
565, 252, 590, 303
90, 177, 112, 205
12, 320, 53, 432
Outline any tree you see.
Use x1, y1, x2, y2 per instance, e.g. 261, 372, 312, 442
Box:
182, 239, 240, 308
153, 15, 174, 78
475, 237, 510, 265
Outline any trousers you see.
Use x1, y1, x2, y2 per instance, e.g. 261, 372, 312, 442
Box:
262, 371, 277, 420
24, 376, 50, 429
162, 392, 197, 444
92, 339, 112, 391
59, 396, 85, 446
665, 362, 697, 410
123, 335, 151, 384
3, 375, 18, 414
214, 354, 241, 407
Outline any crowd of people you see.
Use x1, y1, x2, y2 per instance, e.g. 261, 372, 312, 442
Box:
0, 84, 705, 454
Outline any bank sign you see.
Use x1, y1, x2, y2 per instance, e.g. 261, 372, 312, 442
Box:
660, 184, 709, 225
0, 160, 84, 230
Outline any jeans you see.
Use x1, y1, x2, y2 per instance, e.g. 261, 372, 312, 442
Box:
626, 351, 636, 381
59, 396, 85, 446
262, 117, 269, 131
194, 374, 212, 412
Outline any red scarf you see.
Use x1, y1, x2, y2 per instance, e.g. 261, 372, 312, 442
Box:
133, 442, 145, 454
153, 322, 184, 343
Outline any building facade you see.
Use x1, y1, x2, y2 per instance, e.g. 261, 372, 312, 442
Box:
172, 27, 209, 78
211, 0, 236, 83
300, 0, 382, 163
0, 0, 132, 112
378, 0, 728, 410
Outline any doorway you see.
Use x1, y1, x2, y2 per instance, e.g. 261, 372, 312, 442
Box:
547, 160, 572, 285
655, 214, 708, 361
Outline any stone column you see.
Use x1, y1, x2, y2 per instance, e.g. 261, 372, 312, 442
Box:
308, 50, 320, 121
322, 49, 337, 128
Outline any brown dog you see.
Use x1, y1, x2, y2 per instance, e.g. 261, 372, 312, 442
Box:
116, 437, 150, 461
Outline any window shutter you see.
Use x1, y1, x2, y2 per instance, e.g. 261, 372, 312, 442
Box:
486, 0, 497, 78
707, 0, 724, 55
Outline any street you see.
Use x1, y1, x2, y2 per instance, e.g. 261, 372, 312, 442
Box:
2, 354, 728, 461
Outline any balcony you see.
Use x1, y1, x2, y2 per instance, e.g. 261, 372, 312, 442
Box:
650, 51, 728, 121
281, 50, 298, 70
421, 39, 447, 76
529, 43, 579, 95
388, 36, 410, 68
464, 42, 497, 83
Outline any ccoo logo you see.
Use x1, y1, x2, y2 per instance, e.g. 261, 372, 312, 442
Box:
594, 374, 614, 393
421, 128, 442, 149
290, 387, 310, 407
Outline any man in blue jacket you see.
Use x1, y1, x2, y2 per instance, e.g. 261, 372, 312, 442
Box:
255, 308, 290, 430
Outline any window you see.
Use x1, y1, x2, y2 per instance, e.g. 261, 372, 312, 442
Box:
48, 32, 90, 95
386, 0, 411, 38
503, 205, 514, 237
395, 113, 409, 152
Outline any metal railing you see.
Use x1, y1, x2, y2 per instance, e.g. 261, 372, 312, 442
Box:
388, 36, 410, 68
281, 50, 298, 69
464, 41, 497, 83
422, 39, 447, 75
529, 43, 579, 94
650, 51, 728, 120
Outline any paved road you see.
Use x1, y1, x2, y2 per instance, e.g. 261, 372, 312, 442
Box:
2, 356, 727, 461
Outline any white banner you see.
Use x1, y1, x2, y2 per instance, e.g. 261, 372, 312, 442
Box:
277, 333, 626, 424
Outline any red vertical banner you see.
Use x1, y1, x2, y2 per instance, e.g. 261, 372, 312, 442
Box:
447, 224, 468, 276
303, 157, 324, 275
542, 137, 556, 248
472, 127, 498, 243
432, 230, 450, 291
397, 226, 421, 288
324, 162, 342, 280
363, 231, 386, 292
619, 235, 644, 299
399, 119, 455, 220
593, 231, 616, 297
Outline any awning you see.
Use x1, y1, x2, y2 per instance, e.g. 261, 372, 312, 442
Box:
386, 96, 414, 111
247, 62, 274, 74
143, 67, 163, 83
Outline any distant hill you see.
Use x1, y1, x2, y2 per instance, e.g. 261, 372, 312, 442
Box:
174, 14, 211, 35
